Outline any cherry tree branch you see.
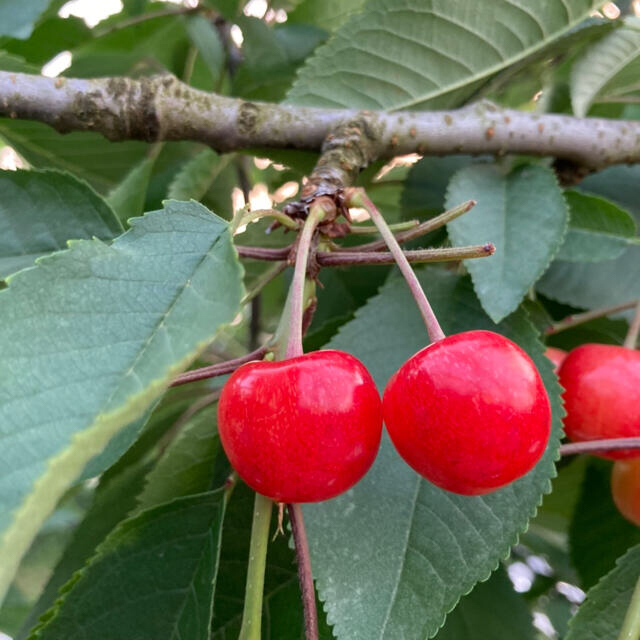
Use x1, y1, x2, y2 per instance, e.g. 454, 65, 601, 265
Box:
2, 71, 640, 168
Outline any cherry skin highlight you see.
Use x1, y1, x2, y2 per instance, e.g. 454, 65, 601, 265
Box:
217, 350, 383, 503
383, 330, 551, 495
558, 344, 640, 459
545, 347, 567, 372
612, 459, 640, 526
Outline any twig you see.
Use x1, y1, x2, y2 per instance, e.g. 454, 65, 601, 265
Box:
288, 504, 319, 640
170, 345, 268, 387
319, 244, 495, 266
624, 301, 640, 349
236, 243, 495, 265
546, 299, 640, 335
560, 438, 640, 456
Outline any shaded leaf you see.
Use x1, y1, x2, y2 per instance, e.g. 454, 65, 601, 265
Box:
557, 190, 637, 262
185, 15, 225, 86
305, 268, 562, 640
287, 0, 600, 110
29, 491, 227, 640
0, 169, 122, 279
571, 18, 640, 116
435, 568, 534, 639
107, 154, 157, 226
0, 201, 244, 603
288, 0, 365, 31
445, 163, 568, 322
168, 148, 229, 202
569, 460, 640, 590
0, 0, 50, 39
565, 544, 640, 640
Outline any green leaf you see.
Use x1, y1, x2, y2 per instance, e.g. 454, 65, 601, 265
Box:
0, 119, 150, 191
234, 18, 327, 102
185, 15, 225, 86
537, 244, 640, 314
305, 268, 562, 640
579, 165, 640, 220
0, 0, 50, 39
168, 148, 230, 201
18, 461, 152, 638
402, 156, 477, 217
287, 0, 601, 110
106, 154, 157, 226
0, 200, 244, 603
28, 490, 227, 640
445, 163, 568, 323
288, 0, 365, 31
435, 568, 534, 639
569, 460, 640, 590
565, 544, 640, 640
137, 403, 230, 510
1, 16, 91, 64
571, 18, 640, 116
557, 190, 637, 262
0, 169, 122, 279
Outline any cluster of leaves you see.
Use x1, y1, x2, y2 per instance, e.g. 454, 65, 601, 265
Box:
1, 0, 640, 639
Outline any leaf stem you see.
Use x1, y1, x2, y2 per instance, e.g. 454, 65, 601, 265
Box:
348, 219, 419, 234
238, 493, 273, 640
284, 204, 327, 359
617, 577, 640, 640
546, 299, 640, 335
344, 199, 475, 252
288, 504, 319, 640
624, 301, 640, 349
242, 262, 288, 305
238, 208, 300, 231
349, 189, 446, 343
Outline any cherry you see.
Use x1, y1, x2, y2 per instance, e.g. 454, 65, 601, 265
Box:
545, 347, 567, 372
217, 349, 383, 503
558, 344, 640, 459
382, 330, 551, 495
611, 459, 640, 526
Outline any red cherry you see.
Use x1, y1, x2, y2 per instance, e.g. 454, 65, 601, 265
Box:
558, 344, 640, 459
545, 347, 567, 372
383, 330, 551, 495
611, 459, 640, 526
217, 350, 383, 503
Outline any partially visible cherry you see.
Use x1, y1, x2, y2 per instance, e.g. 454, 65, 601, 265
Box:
612, 459, 640, 526
558, 344, 640, 459
545, 347, 567, 372
218, 350, 383, 503
383, 330, 551, 495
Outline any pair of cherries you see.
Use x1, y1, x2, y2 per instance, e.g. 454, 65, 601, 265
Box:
218, 330, 552, 502
548, 344, 640, 525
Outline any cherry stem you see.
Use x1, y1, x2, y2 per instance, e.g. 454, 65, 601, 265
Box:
617, 577, 640, 640
560, 437, 640, 456
238, 493, 273, 640
237, 208, 300, 231
349, 189, 446, 343
348, 219, 419, 234
623, 301, 640, 349
546, 299, 640, 335
170, 345, 269, 387
288, 504, 319, 640
344, 199, 476, 252
284, 204, 327, 359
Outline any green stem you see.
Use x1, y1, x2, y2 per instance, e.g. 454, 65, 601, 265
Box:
546, 299, 640, 335
284, 205, 327, 359
241, 262, 288, 305
624, 301, 640, 349
238, 493, 273, 640
618, 577, 640, 640
350, 190, 446, 343
239, 208, 300, 231
348, 219, 418, 234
